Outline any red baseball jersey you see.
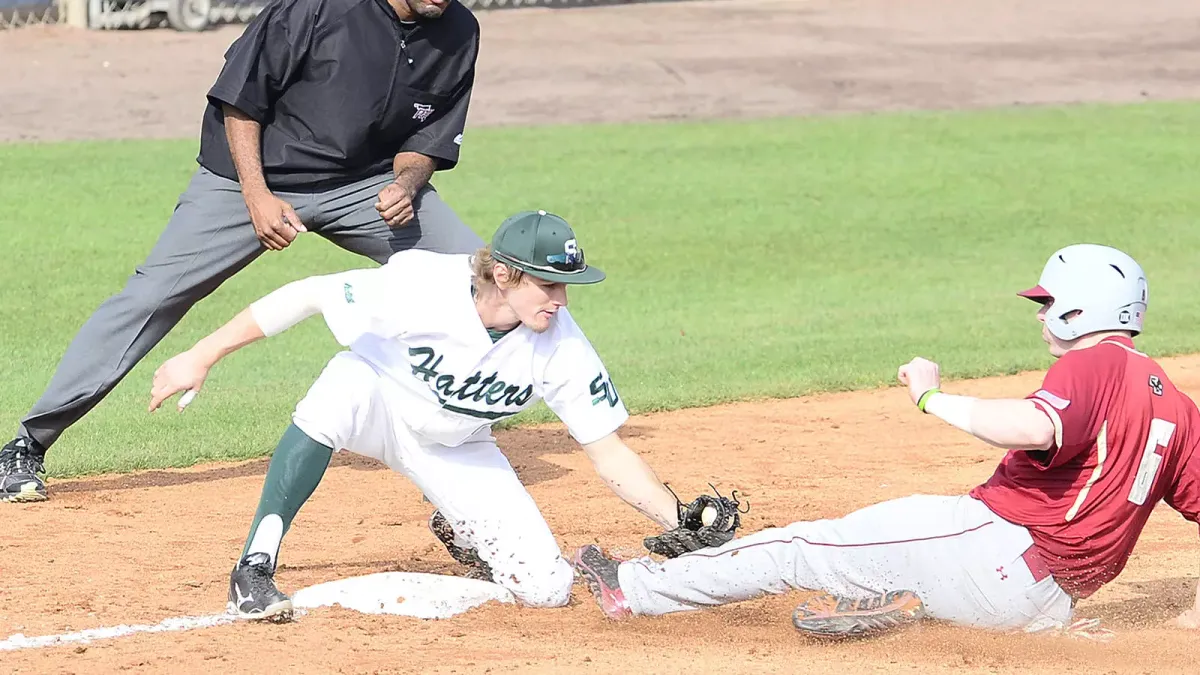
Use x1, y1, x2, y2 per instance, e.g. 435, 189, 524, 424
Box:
970, 336, 1200, 599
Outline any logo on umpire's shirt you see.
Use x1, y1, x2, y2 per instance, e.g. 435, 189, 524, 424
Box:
413, 103, 435, 122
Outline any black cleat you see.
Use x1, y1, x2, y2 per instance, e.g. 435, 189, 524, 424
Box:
1, 437, 47, 503
228, 552, 294, 622
429, 510, 494, 581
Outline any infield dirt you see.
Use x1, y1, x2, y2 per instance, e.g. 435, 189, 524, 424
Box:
2, 0, 1200, 671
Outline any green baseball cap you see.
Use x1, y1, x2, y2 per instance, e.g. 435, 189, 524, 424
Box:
490, 210, 606, 284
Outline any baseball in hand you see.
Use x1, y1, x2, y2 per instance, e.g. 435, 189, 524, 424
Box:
701, 505, 718, 527
179, 390, 197, 409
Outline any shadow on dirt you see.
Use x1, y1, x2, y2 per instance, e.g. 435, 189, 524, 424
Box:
51, 425, 655, 495
1081, 577, 1196, 629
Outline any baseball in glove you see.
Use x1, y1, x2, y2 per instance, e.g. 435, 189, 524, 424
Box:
642, 484, 747, 558
791, 589, 926, 640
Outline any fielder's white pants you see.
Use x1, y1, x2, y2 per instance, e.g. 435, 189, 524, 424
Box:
618, 494, 1074, 630
292, 351, 574, 608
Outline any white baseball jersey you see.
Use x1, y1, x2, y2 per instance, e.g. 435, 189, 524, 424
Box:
310, 249, 628, 448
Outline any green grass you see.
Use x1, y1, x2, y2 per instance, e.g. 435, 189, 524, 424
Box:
2, 101, 1199, 478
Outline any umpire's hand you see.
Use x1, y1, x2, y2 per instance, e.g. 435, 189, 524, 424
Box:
246, 191, 307, 251
376, 182, 415, 227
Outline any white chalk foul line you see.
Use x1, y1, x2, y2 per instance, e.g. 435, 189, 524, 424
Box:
0, 612, 241, 652
1, 571, 515, 652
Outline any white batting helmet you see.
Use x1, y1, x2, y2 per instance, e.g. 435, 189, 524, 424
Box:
1018, 244, 1148, 341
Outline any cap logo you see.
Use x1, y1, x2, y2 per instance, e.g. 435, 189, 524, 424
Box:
1119, 310, 1131, 324
545, 238, 585, 273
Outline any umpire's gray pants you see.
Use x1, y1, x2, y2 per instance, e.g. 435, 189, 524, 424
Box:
18, 167, 484, 449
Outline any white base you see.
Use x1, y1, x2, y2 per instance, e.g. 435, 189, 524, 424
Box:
0, 572, 514, 652
292, 571, 516, 619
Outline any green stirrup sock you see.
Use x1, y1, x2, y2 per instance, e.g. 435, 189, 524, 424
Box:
240, 423, 334, 566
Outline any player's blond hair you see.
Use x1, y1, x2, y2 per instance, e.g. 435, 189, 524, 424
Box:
470, 246, 525, 288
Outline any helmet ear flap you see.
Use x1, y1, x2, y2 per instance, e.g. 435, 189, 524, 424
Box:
1043, 302, 1081, 341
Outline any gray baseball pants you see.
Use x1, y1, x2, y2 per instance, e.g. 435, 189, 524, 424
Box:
18, 166, 485, 449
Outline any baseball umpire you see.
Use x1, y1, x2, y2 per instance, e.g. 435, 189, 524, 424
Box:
0, 0, 485, 502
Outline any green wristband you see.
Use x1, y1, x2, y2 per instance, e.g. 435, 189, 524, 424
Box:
917, 388, 941, 413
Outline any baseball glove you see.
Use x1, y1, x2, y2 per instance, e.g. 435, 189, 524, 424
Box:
791, 590, 926, 640
642, 484, 746, 558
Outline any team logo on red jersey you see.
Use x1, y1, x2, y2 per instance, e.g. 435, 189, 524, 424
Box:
1149, 375, 1164, 396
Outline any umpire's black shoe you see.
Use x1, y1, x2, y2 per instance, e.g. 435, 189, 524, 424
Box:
0, 437, 47, 503
228, 552, 294, 622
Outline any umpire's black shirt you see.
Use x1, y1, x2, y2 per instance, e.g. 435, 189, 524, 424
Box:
197, 0, 479, 192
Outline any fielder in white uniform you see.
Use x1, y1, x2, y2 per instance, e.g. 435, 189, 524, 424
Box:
149, 210, 688, 621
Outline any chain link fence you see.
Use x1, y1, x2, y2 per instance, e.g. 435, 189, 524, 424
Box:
1, 0, 671, 31
0, 0, 62, 28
